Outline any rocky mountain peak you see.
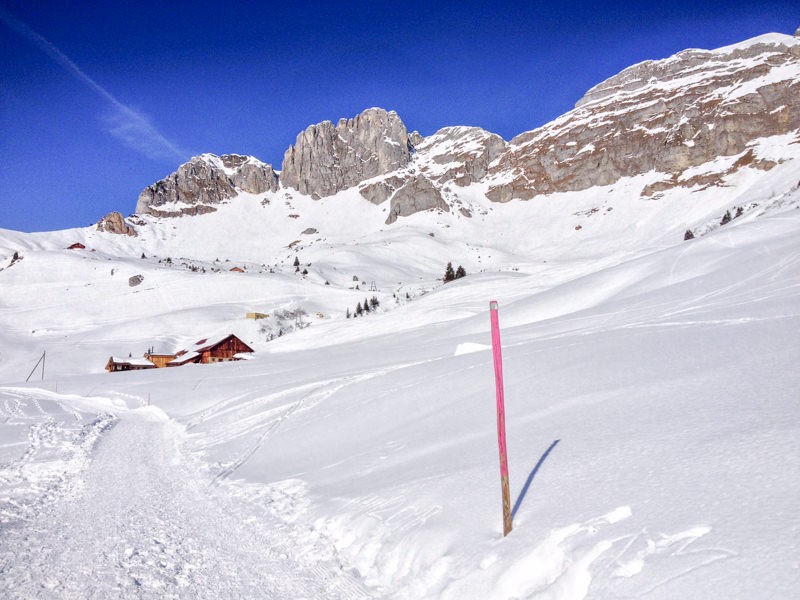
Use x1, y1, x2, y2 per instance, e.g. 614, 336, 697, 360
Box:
135, 154, 278, 217
280, 107, 411, 199
131, 32, 800, 225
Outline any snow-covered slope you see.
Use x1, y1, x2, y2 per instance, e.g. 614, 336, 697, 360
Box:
2, 195, 798, 597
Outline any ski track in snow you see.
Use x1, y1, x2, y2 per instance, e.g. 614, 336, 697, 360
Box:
0, 411, 373, 599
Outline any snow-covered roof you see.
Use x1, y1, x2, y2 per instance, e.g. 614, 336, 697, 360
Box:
108, 356, 156, 367
169, 351, 200, 365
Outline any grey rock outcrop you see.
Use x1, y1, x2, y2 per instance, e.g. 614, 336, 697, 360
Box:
358, 175, 406, 205
281, 108, 411, 199
96, 211, 137, 236
486, 33, 800, 202
136, 154, 277, 216
385, 174, 448, 224
415, 126, 506, 186
223, 155, 279, 195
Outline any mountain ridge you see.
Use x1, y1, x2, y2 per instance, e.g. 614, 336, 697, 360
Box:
121, 31, 800, 229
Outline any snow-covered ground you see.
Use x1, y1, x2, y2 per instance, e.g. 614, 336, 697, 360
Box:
1, 134, 799, 597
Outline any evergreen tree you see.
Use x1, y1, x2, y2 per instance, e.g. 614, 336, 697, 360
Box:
346, 307, 351, 319
735, 206, 743, 218
684, 229, 695, 240
293, 256, 300, 267
444, 262, 455, 282
455, 265, 466, 279
720, 210, 732, 226
370, 296, 379, 309
363, 297, 370, 313
356, 302, 363, 316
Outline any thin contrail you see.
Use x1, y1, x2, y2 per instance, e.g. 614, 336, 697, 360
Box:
0, 7, 186, 162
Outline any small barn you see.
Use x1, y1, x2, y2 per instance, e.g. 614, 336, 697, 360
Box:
105, 356, 157, 372
167, 334, 254, 367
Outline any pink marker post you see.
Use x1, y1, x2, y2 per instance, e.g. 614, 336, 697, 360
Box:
490, 300, 512, 537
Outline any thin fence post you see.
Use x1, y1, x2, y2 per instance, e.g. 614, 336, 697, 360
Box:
490, 300, 512, 536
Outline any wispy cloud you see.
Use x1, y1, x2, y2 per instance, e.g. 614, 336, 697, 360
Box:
0, 7, 186, 162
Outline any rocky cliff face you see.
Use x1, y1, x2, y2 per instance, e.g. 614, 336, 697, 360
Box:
485, 33, 800, 202
280, 108, 411, 199
135, 154, 278, 217
414, 126, 506, 187
133, 33, 800, 222
96, 211, 137, 236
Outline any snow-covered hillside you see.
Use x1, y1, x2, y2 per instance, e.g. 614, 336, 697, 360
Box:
2, 165, 799, 597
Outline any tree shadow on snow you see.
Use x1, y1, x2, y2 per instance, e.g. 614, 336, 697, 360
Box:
511, 439, 560, 519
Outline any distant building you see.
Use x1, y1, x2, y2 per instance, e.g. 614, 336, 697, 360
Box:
106, 334, 255, 372
143, 352, 177, 368
67, 242, 86, 250
168, 334, 254, 367
246, 312, 268, 320
105, 356, 157, 372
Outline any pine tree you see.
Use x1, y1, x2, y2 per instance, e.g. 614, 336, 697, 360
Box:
356, 302, 363, 316
455, 265, 466, 279
735, 206, 743, 218
293, 256, 300, 267
444, 262, 455, 282
684, 229, 695, 240
363, 297, 370, 313
370, 296, 379, 309
720, 210, 732, 226
346, 307, 351, 319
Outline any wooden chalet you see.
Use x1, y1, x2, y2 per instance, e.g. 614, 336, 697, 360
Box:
105, 356, 157, 372
143, 352, 177, 368
167, 334, 254, 367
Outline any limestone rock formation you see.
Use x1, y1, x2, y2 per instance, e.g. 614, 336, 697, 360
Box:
136, 154, 277, 216
415, 126, 506, 186
280, 108, 411, 199
96, 211, 137, 236
129, 32, 800, 224
486, 33, 800, 202
358, 175, 406, 205
385, 174, 448, 225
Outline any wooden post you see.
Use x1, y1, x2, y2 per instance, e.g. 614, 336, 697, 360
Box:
490, 300, 512, 536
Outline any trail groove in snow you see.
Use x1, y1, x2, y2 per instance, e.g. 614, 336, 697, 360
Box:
0, 414, 372, 599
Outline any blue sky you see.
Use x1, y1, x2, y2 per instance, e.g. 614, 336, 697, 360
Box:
1, 1, 796, 232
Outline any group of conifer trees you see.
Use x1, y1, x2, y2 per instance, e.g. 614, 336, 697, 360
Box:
443, 261, 467, 282
346, 296, 380, 318
684, 206, 745, 241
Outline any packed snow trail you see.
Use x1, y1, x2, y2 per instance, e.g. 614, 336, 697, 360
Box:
0, 411, 372, 599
